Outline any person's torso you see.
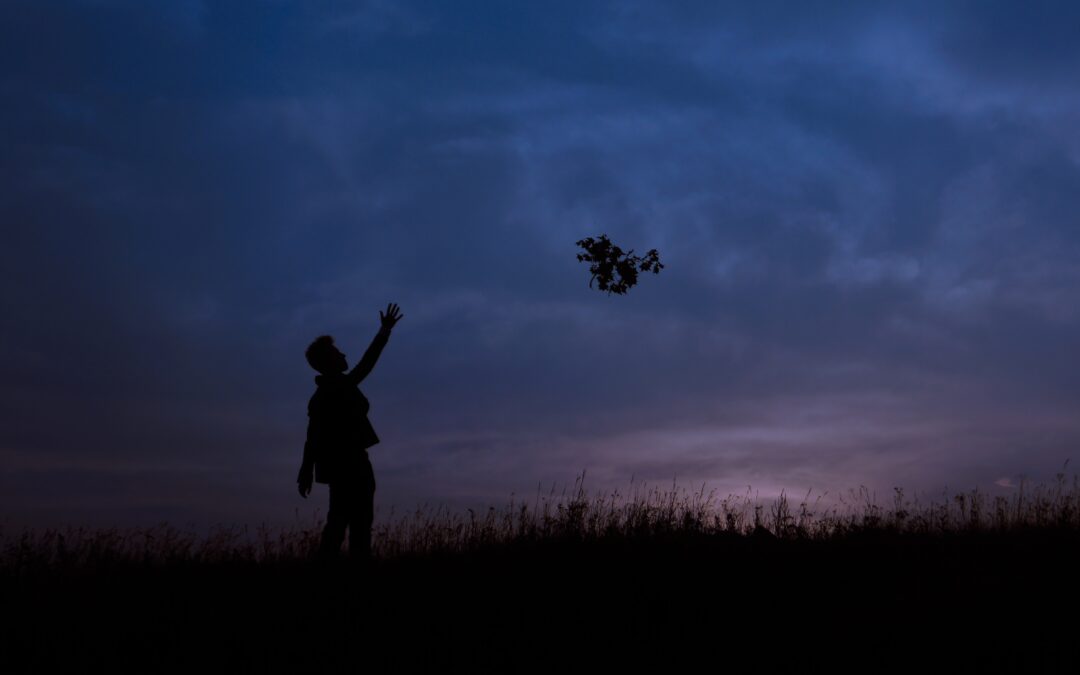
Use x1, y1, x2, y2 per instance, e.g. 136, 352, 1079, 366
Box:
310, 375, 380, 452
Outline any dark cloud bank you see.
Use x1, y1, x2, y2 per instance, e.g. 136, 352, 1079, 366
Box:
3, 1, 1080, 528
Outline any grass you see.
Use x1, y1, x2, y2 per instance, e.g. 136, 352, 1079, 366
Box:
380, 468, 1080, 555
3, 471, 1080, 672
6, 469, 1080, 570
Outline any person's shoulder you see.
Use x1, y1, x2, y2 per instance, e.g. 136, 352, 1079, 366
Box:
309, 375, 352, 405
308, 380, 333, 408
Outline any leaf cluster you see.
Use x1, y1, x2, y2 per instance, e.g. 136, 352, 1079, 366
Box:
575, 234, 664, 295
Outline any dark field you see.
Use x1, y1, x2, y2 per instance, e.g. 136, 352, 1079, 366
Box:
4, 477, 1080, 672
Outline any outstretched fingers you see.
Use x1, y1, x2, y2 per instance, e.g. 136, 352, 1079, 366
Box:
380, 302, 404, 328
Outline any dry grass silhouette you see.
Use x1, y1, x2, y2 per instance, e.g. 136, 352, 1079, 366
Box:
5, 470, 1079, 570
4, 472, 1078, 671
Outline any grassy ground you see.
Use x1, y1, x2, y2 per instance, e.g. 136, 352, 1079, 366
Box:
3, 475, 1080, 672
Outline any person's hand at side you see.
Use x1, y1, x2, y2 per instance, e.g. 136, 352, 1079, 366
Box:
297, 466, 313, 498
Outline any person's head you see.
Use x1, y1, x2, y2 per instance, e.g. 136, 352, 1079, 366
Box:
306, 335, 347, 374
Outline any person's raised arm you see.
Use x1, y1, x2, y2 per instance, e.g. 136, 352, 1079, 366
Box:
347, 302, 404, 385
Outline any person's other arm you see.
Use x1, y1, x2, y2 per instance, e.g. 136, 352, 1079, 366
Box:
347, 303, 404, 385
297, 407, 318, 498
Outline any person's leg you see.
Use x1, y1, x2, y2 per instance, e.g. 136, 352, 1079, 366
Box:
347, 482, 374, 560
348, 460, 376, 560
319, 481, 351, 559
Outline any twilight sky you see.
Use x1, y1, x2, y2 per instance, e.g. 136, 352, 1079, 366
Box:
4, 1, 1080, 529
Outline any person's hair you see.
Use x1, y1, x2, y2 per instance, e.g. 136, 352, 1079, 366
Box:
305, 335, 338, 373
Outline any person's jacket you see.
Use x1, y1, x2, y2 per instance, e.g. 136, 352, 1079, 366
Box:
299, 328, 390, 485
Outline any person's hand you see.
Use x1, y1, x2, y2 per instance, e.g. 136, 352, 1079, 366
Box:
297, 469, 313, 498
380, 302, 404, 332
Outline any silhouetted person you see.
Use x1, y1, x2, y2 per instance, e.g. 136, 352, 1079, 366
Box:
298, 303, 404, 562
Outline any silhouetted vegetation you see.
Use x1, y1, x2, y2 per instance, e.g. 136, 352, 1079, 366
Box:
575, 234, 664, 295
3, 474, 1079, 671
